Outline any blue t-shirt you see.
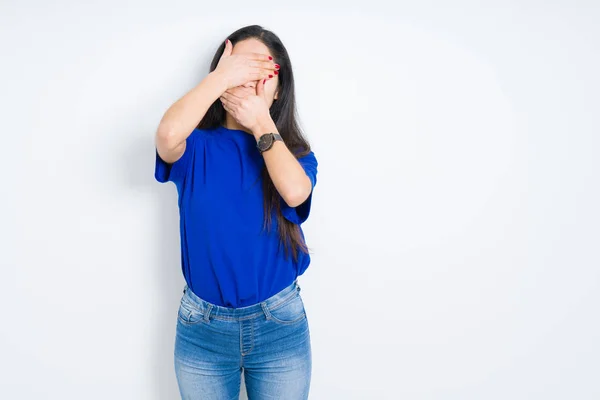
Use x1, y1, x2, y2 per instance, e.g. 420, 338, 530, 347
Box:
154, 125, 318, 307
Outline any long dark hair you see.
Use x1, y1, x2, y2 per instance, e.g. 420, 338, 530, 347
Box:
196, 25, 312, 263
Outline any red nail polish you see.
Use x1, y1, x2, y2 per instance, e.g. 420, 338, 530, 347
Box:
274, 64, 280, 69
274, 71, 278, 75
268, 56, 272, 60
263, 79, 266, 84
269, 74, 273, 78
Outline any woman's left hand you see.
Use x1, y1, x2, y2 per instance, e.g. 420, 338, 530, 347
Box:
220, 79, 272, 132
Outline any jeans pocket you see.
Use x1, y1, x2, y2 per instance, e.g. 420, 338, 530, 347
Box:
178, 297, 205, 325
268, 290, 306, 325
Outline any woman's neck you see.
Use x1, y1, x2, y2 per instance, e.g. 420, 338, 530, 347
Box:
223, 115, 252, 135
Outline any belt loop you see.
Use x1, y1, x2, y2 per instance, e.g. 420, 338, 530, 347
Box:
261, 301, 271, 320
203, 303, 213, 322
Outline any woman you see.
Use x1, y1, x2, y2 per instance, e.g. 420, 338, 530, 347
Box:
154, 25, 318, 399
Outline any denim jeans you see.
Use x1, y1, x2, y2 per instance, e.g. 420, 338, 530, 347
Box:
174, 279, 312, 399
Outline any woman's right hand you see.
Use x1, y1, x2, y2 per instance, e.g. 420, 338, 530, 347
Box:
214, 39, 278, 90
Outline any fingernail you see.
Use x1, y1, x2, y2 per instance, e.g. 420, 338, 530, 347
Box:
274, 64, 280, 69
274, 71, 278, 75
268, 74, 273, 78
263, 79, 266, 84
268, 56, 273, 60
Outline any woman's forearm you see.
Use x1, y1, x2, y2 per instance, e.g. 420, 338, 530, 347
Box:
252, 119, 312, 208
156, 71, 228, 150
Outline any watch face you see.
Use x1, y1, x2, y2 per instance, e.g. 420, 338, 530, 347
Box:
258, 133, 274, 151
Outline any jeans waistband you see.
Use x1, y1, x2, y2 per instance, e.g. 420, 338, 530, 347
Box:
181, 279, 301, 321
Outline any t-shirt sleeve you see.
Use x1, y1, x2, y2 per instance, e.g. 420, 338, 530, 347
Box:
280, 150, 318, 225
154, 130, 196, 184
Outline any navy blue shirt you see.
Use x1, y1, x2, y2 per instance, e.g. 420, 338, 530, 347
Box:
155, 125, 318, 307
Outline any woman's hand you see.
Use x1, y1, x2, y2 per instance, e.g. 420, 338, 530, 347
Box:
214, 39, 277, 90
220, 79, 272, 132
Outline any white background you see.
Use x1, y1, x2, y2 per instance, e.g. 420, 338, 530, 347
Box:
1, 1, 599, 399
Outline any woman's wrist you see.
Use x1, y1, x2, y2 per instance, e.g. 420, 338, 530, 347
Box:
207, 70, 229, 94
251, 118, 278, 140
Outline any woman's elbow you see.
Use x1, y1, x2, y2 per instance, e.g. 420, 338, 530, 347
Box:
283, 175, 312, 207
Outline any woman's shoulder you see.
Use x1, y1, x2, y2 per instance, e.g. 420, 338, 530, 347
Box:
184, 126, 220, 147
191, 125, 219, 137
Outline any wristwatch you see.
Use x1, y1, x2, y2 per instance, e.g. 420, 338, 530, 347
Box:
256, 132, 284, 153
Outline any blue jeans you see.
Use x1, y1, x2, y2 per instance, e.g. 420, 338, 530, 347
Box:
174, 279, 312, 399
